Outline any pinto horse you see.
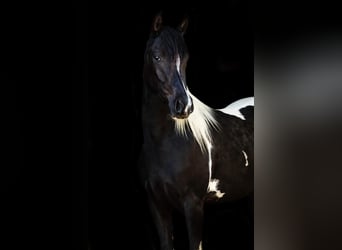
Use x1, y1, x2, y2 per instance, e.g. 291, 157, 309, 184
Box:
139, 14, 254, 250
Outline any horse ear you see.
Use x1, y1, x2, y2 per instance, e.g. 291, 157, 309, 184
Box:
152, 13, 163, 33
178, 18, 188, 35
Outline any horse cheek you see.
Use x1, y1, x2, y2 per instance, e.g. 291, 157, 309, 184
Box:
155, 67, 166, 83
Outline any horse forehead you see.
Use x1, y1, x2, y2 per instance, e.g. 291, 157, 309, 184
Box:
152, 31, 185, 54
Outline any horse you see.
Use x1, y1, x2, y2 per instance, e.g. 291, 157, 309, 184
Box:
139, 14, 254, 250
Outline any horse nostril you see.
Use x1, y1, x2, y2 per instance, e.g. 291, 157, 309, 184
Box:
175, 99, 185, 114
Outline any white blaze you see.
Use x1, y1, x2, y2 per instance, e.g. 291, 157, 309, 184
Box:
176, 55, 181, 75
176, 55, 192, 112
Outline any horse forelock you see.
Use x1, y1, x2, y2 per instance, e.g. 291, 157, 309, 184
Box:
174, 92, 220, 153
146, 27, 187, 61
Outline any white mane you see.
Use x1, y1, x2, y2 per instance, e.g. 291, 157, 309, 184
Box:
174, 94, 254, 153
174, 92, 219, 153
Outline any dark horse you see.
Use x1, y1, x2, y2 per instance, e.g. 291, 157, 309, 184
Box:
139, 14, 254, 250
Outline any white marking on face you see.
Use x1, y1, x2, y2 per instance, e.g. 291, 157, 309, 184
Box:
184, 89, 192, 113
219, 97, 254, 120
176, 55, 181, 73
176, 55, 192, 113
198, 241, 203, 250
207, 178, 225, 198
242, 150, 249, 166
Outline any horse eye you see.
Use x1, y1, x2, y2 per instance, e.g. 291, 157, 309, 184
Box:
153, 55, 161, 62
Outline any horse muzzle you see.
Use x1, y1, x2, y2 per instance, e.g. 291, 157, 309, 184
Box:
172, 98, 194, 119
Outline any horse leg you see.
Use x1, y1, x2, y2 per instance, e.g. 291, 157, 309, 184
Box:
184, 195, 204, 250
147, 195, 174, 250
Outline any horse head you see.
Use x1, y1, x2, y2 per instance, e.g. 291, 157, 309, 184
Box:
143, 14, 194, 119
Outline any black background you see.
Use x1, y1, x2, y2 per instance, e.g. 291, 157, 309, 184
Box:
4, 0, 342, 250
2, 1, 253, 250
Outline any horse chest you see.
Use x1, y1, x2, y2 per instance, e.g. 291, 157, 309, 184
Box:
143, 141, 209, 198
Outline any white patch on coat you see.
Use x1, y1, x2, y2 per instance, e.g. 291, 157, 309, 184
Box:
207, 142, 213, 183
176, 55, 192, 113
207, 178, 225, 198
242, 150, 249, 166
198, 241, 203, 250
219, 97, 254, 120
